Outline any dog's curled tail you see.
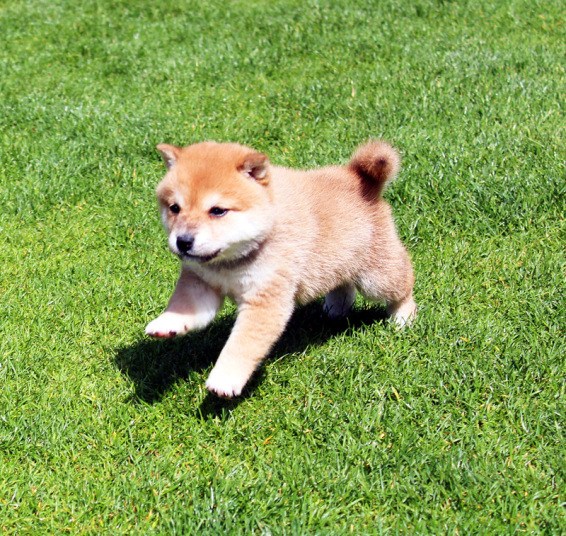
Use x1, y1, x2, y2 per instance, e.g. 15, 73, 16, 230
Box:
349, 140, 401, 197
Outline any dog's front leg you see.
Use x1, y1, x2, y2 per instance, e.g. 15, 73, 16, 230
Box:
205, 289, 295, 398
145, 267, 222, 338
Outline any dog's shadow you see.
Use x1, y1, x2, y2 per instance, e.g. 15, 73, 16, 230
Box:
114, 302, 387, 416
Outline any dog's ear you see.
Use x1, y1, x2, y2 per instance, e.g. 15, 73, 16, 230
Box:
156, 144, 181, 170
240, 152, 269, 184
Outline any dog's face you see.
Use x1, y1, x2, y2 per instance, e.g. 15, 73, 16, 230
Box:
155, 142, 275, 266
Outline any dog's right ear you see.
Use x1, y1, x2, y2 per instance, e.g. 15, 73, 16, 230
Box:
156, 144, 181, 170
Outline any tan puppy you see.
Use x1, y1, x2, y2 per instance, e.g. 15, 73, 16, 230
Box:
146, 141, 416, 397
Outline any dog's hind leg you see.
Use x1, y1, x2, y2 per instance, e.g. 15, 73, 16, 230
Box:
323, 283, 357, 319
385, 294, 417, 327
356, 251, 416, 327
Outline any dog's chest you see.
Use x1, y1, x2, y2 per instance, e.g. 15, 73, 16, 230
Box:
190, 261, 276, 303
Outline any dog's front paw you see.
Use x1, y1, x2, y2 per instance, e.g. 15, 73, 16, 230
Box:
145, 312, 192, 338
205, 363, 252, 398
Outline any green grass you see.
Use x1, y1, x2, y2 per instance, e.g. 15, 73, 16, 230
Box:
0, 0, 564, 533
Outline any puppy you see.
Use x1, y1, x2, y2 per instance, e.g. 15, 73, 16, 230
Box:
146, 140, 416, 397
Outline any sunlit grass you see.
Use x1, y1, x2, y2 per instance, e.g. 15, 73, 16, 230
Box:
0, 0, 563, 532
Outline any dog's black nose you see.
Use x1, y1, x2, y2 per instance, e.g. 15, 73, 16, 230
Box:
176, 235, 195, 255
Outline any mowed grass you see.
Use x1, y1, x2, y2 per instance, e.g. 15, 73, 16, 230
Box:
0, 0, 564, 532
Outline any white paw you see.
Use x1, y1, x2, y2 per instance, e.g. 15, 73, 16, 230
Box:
388, 297, 417, 328
145, 312, 192, 338
205, 363, 252, 398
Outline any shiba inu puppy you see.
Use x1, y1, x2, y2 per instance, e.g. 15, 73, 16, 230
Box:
146, 140, 416, 397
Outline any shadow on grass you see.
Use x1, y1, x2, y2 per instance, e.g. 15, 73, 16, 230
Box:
114, 302, 387, 413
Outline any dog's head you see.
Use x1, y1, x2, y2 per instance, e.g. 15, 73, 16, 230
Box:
155, 142, 274, 266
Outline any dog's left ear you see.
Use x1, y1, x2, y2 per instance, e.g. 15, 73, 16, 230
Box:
156, 143, 181, 170
240, 152, 269, 184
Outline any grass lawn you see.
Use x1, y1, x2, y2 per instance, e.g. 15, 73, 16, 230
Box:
0, 0, 564, 533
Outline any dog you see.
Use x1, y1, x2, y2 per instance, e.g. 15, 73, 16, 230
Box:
145, 140, 416, 397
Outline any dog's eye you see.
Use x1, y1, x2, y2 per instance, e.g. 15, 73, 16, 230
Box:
169, 203, 181, 214
209, 207, 228, 218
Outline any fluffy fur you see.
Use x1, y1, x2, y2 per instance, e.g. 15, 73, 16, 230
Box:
146, 140, 416, 397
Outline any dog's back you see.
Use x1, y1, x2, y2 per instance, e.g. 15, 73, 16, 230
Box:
266, 142, 407, 304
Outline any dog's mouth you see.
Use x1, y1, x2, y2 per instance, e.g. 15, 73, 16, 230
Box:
179, 250, 221, 263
